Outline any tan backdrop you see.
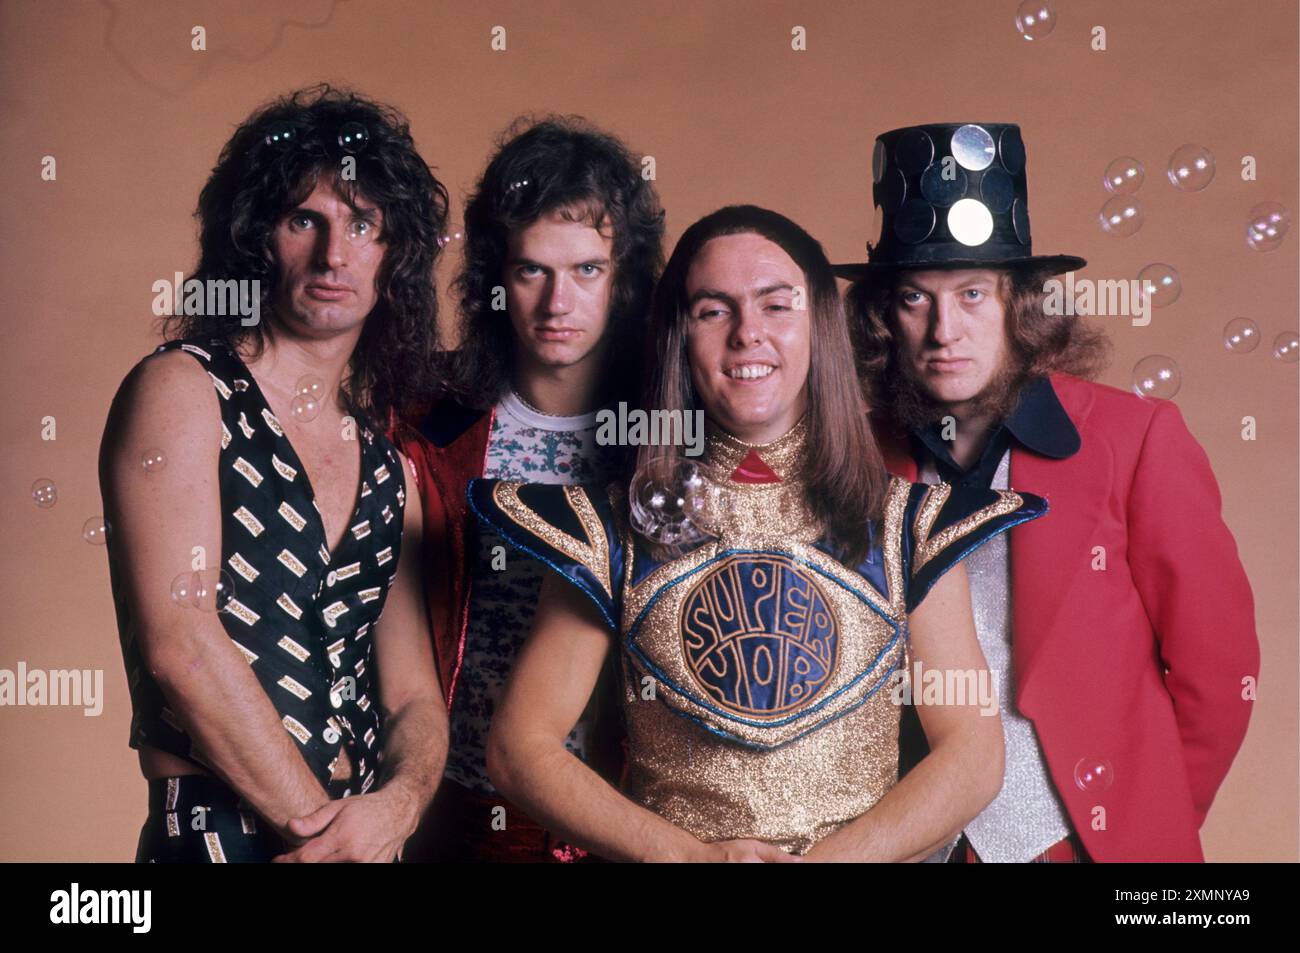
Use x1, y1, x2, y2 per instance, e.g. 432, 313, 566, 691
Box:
0, 0, 1295, 861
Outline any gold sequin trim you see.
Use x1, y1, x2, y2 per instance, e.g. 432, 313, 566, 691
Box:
881, 477, 911, 617
700, 416, 808, 482
491, 481, 612, 599
204, 832, 227, 863
911, 483, 1024, 577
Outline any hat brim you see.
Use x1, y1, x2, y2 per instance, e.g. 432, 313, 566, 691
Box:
833, 254, 1087, 281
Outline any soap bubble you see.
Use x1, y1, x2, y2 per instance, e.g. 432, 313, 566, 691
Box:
1223, 318, 1260, 353
291, 394, 321, 423
628, 460, 718, 547
1099, 196, 1143, 237
1103, 156, 1144, 195
337, 122, 369, 154
1015, 1, 1056, 40
264, 122, 296, 147
1166, 144, 1215, 191
1073, 757, 1114, 792
1273, 332, 1300, 364
82, 516, 110, 544
1137, 263, 1182, 309
31, 478, 57, 508
171, 569, 236, 612
437, 227, 464, 249
295, 375, 326, 401
142, 449, 166, 473
1246, 202, 1290, 252
1132, 355, 1181, 400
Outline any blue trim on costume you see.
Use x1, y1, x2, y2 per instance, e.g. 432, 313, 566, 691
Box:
465, 481, 620, 633
905, 502, 1048, 614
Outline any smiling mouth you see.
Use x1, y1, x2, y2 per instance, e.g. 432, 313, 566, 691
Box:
726, 363, 775, 380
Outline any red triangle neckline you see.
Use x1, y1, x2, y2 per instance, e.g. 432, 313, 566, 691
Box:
730, 448, 781, 484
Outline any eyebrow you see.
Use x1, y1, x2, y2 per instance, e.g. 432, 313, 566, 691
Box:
507, 257, 612, 268
689, 288, 734, 306
897, 278, 995, 294
688, 283, 796, 305
285, 205, 381, 221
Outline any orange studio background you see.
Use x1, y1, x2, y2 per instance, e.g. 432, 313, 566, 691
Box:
0, 0, 1295, 861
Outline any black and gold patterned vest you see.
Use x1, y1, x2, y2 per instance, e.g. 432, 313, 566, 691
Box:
109, 338, 405, 796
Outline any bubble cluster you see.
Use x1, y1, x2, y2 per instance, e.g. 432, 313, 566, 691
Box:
1132, 355, 1181, 400
1103, 156, 1144, 195
628, 460, 719, 547
31, 478, 57, 508
291, 375, 325, 423
1223, 318, 1260, 353
1166, 144, 1215, 192
1246, 202, 1291, 252
1099, 195, 1143, 237
170, 569, 236, 613
1137, 263, 1182, 309
1015, 0, 1056, 40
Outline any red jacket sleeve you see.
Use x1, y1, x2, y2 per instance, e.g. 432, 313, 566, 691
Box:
1125, 398, 1259, 828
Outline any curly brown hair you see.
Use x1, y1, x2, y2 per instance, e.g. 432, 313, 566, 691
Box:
847, 264, 1111, 413
164, 84, 450, 427
449, 115, 665, 410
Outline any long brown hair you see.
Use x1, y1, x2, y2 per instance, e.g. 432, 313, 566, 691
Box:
638, 205, 888, 565
849, 264, 1111, 412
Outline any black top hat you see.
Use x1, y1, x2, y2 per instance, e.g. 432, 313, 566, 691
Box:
833, 122, 1086, 279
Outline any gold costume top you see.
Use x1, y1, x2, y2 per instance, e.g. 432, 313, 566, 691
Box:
468, 419, 1047, 854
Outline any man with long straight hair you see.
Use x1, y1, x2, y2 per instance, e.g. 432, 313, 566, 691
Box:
472, 205, 1049, 860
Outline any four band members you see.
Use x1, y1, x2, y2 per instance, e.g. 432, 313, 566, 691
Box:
102, 91, 1258, 863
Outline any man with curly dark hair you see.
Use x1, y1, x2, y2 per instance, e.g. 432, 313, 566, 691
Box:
839, 122, 1257, 863
100, 85, 450, 862
394, 115, 665, 862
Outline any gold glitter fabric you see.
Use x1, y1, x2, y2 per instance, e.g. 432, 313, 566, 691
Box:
470, 420, 1048, 855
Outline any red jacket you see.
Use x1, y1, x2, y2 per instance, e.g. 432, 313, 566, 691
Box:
873, 373, 1259, 862
391, 397, 495, 710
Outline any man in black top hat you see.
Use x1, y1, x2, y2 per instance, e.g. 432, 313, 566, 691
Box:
838, 122, 1258, 862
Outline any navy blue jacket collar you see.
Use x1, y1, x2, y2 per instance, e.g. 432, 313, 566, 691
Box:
910, 375, 1080, 486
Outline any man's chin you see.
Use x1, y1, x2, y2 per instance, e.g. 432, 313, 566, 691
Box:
524, 340, 596, 369
889, 362, 1026, 431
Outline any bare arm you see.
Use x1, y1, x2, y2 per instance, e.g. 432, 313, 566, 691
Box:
277, 451, 447, 862
371, 451, 447, 822
804, 562, 1004, 862
487, 575, 794, 863
99, 351, 329, 836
